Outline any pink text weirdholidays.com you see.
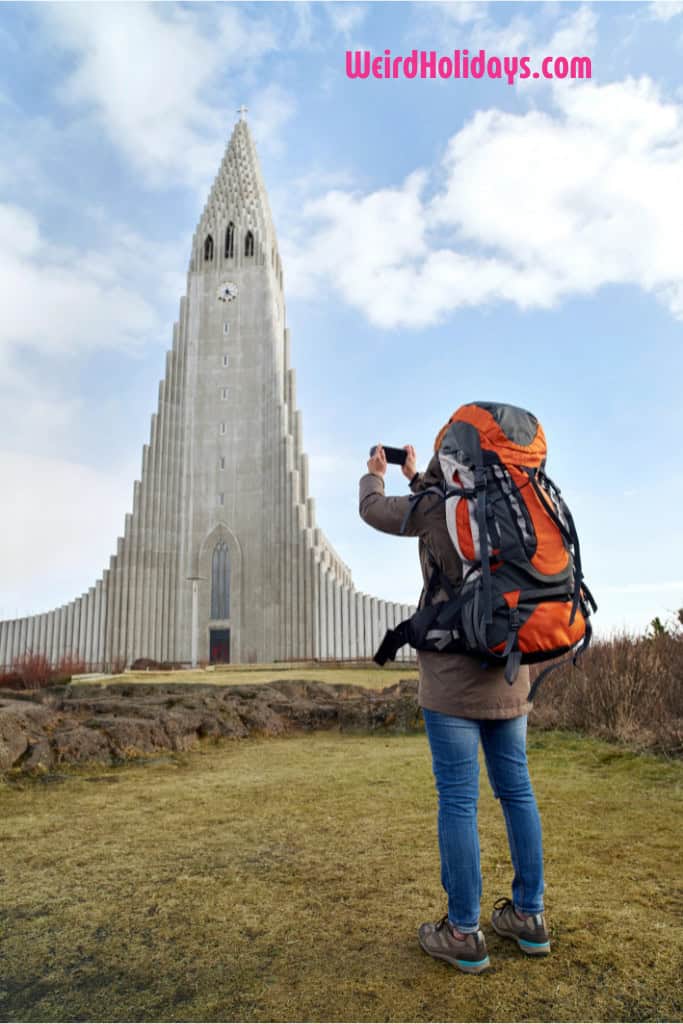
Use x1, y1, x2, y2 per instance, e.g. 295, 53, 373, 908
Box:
345, 49, 592, 86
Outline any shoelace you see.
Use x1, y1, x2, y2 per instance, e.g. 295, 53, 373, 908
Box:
493, 897, 514, 913
435, 914, 472, 942
494, 897, 543, 928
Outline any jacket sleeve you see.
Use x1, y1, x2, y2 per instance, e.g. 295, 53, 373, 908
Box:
359, 472, 423, 538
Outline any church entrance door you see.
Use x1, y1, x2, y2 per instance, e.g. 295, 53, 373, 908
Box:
210, 628, 230, 664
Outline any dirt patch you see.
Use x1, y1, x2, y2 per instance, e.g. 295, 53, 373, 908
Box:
0, 679, 421, 773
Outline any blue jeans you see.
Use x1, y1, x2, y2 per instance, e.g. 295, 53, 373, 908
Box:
422, 708, 545, 933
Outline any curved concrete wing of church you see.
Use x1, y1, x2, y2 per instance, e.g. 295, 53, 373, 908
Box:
0, 119, 415, 670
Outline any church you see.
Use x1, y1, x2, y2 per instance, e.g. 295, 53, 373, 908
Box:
0, 115, 415, 669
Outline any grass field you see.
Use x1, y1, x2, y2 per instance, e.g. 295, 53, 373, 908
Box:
71, 661, 418, 689
1, 728, 681, 1023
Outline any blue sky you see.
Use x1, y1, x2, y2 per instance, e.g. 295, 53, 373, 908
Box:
1, 0, 682, 636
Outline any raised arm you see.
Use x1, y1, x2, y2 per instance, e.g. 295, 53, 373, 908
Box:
358, 444, 428, 538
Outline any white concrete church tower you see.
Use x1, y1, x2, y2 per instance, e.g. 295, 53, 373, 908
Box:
0, 115, 414, 669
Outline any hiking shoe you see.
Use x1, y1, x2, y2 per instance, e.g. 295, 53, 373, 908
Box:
491, 897, 551, 955
418, 914, 490, 974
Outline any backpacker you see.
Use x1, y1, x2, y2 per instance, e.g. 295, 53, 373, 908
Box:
373, 402, 597, 700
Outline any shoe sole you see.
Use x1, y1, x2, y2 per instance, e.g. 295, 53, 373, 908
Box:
491, 919, 550, 955
418, 935, 491, 974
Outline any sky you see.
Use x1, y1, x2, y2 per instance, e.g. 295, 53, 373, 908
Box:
1, 0, 682, 637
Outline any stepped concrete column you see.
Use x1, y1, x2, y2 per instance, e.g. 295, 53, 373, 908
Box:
0, 622, 9, 668
349, 589, 358, 659
100, 571, 109, 669
84, 588, 94, 667
65, 603, 74, 658
326, 574, 334, 660
319, 565, 328, 659
364, 595, 372, 659
93, 583, 102, 668
341, 586, 350, 660
46, 611, 56, 665
25, 616, 35, 656
333, 581, 342, 659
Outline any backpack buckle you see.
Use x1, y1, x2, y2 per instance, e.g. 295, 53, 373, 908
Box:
509, 608, 520, 630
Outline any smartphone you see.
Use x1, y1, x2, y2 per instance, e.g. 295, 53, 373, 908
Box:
369, 445, 407, 466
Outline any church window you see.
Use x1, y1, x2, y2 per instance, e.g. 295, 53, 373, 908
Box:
219, 456, 225, 470
245, 230, 254, 258
218, 493, 225, 506
223, 322, 230, 335
211, 541, 230, 619
222, 354, 229, 367
204, 234, 214, 261
225, 222, 235, 259
219, 422, 226, 435
221, 388, 228, 400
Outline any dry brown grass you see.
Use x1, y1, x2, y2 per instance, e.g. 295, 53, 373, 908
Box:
1, 729, 680, 1023
531, 632, 682, 756
70, 660, 418, 690
70, 633, 683, 760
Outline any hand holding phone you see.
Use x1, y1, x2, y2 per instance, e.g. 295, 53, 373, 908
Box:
369, 444, 407, 466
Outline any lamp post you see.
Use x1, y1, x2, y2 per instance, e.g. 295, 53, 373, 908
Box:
186, 576, 205, 668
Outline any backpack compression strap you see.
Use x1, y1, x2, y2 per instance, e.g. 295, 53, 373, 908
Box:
527, 601, 594, 702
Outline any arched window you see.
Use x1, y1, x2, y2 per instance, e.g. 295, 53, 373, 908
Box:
225, 222, 235, 259
211, 541, 230, 619
244, 230, 254, 258
204, 234, 214, 261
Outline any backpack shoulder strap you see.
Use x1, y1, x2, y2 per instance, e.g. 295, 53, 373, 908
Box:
399, 484, 445, 534
399, 480, 475, 535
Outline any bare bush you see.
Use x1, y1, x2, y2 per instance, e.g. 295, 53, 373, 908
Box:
0, 670, 23, 690
56, 654, 87, 678
530, 630, 683, 755
11, 652, 54, 689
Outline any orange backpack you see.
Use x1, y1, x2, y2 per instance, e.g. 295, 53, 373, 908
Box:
374, 402, 597, 699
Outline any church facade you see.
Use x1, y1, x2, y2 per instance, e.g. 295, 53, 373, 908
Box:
0, 117, 415, 669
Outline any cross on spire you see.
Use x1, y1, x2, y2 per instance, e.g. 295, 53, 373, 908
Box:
237, 104, 248, 121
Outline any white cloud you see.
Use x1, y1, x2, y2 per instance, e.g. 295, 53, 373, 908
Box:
284, 75, 683, 327
325, 4, 368, 35
0, 449, 137, 620
39, 3, 280, 187
649, 0, 683, 20
424, 2, 490, 26
249, 83, 297, 157
600, 582, 683, 594
0, 202, 181, 358
417, 3, 596, 67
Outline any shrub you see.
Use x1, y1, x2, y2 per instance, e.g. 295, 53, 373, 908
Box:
12, 652, 53, 689
56, 654, 87, 678
0, 670, 23, 690
530, 628, 683, 756
110, 657, 126, 675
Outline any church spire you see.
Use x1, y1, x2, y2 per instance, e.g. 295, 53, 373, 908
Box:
193, 113, 278, 271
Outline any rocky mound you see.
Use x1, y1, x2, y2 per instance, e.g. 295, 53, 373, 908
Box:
0, 679, 421, 773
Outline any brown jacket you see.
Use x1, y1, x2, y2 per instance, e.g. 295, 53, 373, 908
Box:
359, 454, 531, 719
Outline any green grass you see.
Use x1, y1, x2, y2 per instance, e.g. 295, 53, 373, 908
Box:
1, 729, 681, 1023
